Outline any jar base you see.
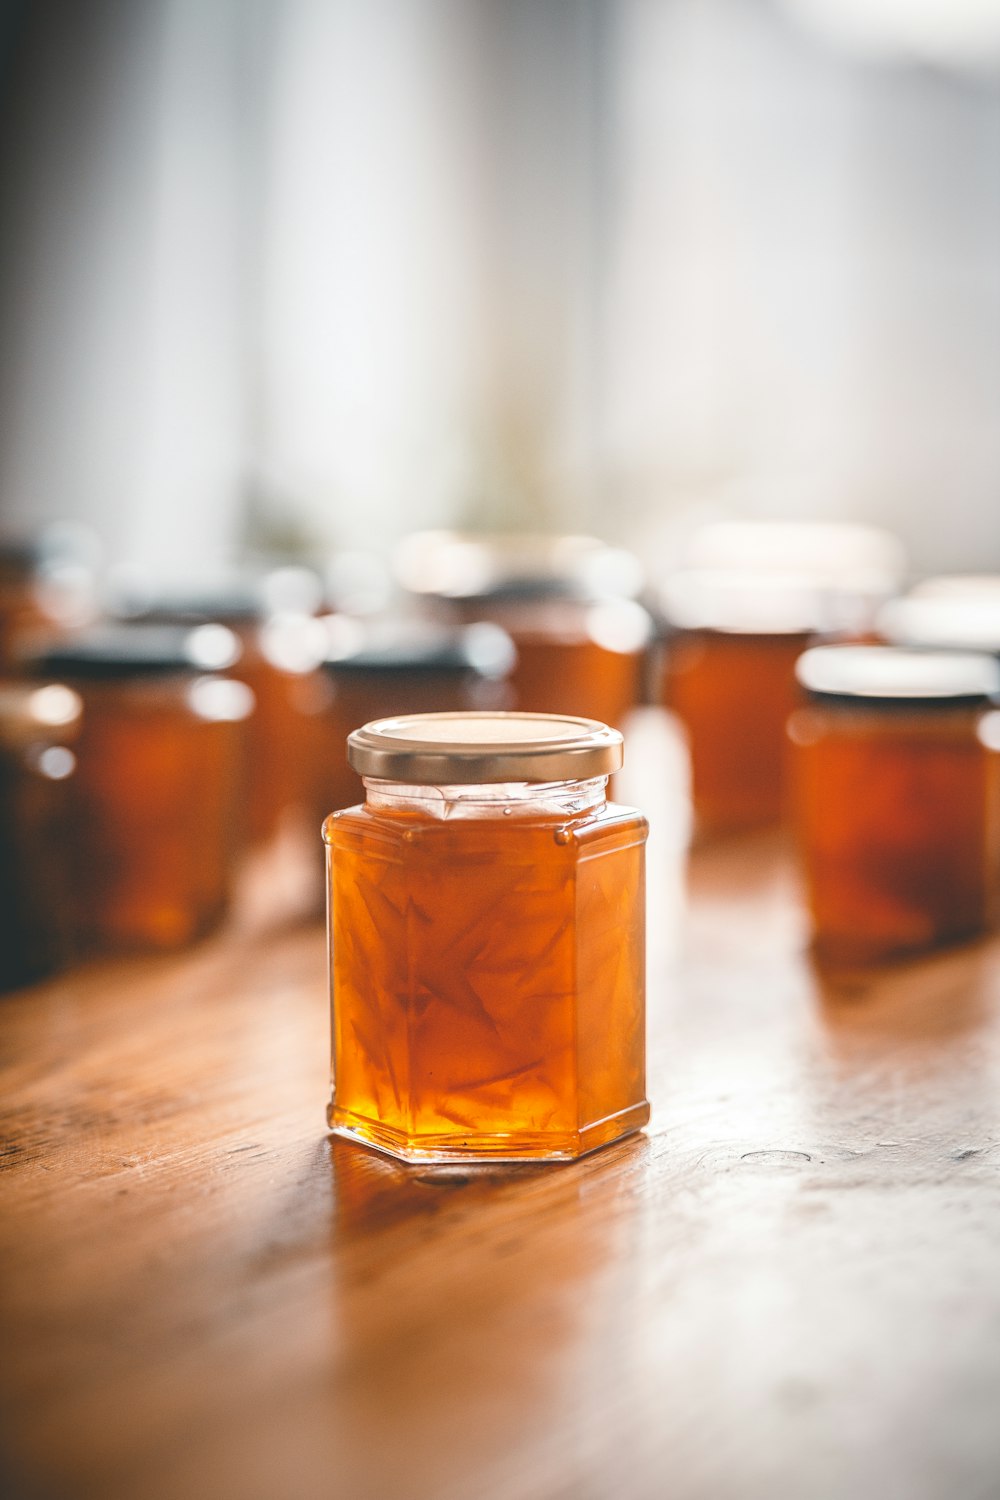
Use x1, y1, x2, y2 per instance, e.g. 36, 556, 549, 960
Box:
327, 1100, 650, 1164
809, 922, 984, 968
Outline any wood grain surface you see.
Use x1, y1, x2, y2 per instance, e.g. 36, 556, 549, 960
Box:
2, 710, 1000, 1500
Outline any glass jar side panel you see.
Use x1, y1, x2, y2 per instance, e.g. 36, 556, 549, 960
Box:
329, 816, 414, 1142
328, 807, 579, 1155
573, 811, 649, 1141
664, 632, 810, 830
793, 717, 990, 958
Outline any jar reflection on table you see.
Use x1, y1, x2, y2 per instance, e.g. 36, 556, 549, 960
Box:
790, 646, 1000, 964
325, 711, 649, 1162
0, 681, 82, 991
394, 531, 651, 732
29, 625, 254, 951
309, 617, 516, 822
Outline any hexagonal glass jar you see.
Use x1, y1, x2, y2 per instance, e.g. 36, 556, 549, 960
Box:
324, 711, 649, 1162
790, 645, 1000, 963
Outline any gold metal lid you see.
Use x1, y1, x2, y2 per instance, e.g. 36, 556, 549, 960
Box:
347, 711, 623, 784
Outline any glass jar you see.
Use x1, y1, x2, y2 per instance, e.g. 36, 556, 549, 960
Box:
31, 625, 254, 950
394, 531, 651, 731
323, 711, 649, 1162
114, 579, 326, 845
0, 681, 82, 991
657, 572, 832, 832
789, 646, 1000, 963
309, 619, 515, 820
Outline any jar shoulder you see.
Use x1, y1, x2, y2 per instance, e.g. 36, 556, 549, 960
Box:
323, 799, 647, 853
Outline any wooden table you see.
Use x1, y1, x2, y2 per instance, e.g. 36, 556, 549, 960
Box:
3, 712, 1000, 1500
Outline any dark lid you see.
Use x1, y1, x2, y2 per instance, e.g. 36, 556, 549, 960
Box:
796, 645, 1000, 709
27, 623, 242, 680
115, 588, 261, 625
322, 620, 516, 680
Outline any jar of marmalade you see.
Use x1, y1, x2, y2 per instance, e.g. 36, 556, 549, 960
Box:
31, 625, 254, 950
790, 646, 1000, 963
657, 572, 831, 832
114, 574, 328, 844
394, 531, 651, 730
0, 681, 82, 990
324, 712, 649, 1162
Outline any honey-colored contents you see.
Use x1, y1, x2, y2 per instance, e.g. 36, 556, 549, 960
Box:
236, 642, 317, 845
455, 601, 645, 731
326, 796, 648, 1160
502, 634, 643, 731
791, 707, 1000, 962
70, 679, 245, 949
663, 630, 812, 831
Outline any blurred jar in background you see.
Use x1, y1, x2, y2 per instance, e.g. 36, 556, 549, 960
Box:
0, 681, 82, 991
114, 568, 326, 845
655, 521, 907, 835
394, 531, 652, 731
790, 646, 1000, 964
309, 617, 516, 822
27, 624, 253, 951
0, 526, 101, 667
656, 572, 833, 833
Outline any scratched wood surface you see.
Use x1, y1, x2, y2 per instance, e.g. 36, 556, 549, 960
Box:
2, 710, 1000, 1500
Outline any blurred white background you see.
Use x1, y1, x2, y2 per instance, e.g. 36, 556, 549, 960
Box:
0, 0, 998, 579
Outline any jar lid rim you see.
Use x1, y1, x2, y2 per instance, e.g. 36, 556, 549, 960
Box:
797, 644, 1000, 706
347, 711, 623, 783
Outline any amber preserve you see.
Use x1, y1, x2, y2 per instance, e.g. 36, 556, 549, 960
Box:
791, 646, 1000, 964
324, 711, 649, 1162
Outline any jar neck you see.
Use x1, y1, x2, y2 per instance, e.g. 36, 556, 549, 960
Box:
362, 776, 608, 819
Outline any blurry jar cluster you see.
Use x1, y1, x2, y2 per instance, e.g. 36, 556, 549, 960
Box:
6, 508, 1000, 1022
651, 521, 1000, 964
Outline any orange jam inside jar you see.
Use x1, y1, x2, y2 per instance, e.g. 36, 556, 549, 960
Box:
790, 646, 1000, 964
0, 681, 82, 991
32, 625, 254, 950
656, 572, 827, 832
324, 712, 649, 1162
